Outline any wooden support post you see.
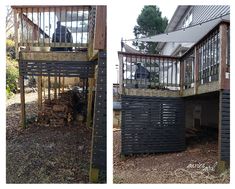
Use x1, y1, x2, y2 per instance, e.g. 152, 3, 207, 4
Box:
62, 77, 65, 93
86, 78, 95, 127
118, 54, 123, 95
58, 76, 61, 94
89, 167, 99, 183
43, 77, 46, 99
54, 76, 57, 99
14, 9, 19, 59
82, 79, 86, 100
19, 75, 26, 128
219, 23, 227, 89
180, 60, 184, 96
194, 47, 199, 94
217, 161, 228, 173
38, 76, 42, 111
94, 6, 106, 50
48, 76, 51, 100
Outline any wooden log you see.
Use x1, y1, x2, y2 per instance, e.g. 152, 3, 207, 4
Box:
37, 90, 75, 127
52, 104, 68, 112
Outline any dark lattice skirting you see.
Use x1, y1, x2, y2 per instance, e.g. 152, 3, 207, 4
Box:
90, 51, 106, 182
121, 95, 185, 155
19, 60, 96, 78
220, 90, 230, 161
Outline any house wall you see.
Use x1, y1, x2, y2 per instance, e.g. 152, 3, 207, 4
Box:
161, 5, 230, 56
161, 42, 193, 56
161, 42, 179, 56
176, 5, 230, 30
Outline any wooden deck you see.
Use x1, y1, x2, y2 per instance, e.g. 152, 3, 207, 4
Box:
20, 51, 88, 61
119, 21, 230, 98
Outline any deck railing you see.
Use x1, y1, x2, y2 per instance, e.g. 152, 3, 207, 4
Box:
12, 6, 93, 51
87, 6, 96, 57
119, 21, 230, 95
118, 52, 180, 91
181, 21, 230, 91
197, 26, 220, 84
181, 49, 195, 89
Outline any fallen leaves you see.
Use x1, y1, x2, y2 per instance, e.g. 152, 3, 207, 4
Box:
113, 130, 230, 184
6, 92, 92, 183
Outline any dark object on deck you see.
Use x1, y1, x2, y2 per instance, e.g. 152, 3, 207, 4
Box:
51, 21, 73, 51
121, 95, 185, 155
134, 63, 150, 79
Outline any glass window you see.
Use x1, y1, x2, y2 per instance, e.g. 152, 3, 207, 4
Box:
182, 12, 193, 28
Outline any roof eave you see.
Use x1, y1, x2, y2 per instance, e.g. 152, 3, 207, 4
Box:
157, 6, 191, 51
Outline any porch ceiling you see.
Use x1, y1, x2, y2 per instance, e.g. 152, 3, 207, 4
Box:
131, 14, 229, 43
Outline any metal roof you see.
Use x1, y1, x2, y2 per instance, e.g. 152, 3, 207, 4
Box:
157, 5, 230, 52
132, 14, 229, 43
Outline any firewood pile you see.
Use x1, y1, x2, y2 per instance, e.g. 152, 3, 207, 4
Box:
37, 91, 74, 127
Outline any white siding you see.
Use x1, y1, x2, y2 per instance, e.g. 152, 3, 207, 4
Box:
177, 5, 230, 30
162, 42, 179, 55
161, 5, 230, 55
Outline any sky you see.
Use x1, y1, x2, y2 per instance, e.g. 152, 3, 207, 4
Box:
108, 3, 177, 84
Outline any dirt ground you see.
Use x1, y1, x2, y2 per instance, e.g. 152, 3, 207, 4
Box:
6, 92, 92, 183
113, 130, 230, 184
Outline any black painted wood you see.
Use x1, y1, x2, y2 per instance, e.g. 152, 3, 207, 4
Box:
19, 61, 96, 78
90, 51, 106, 182
220, 90, 230, 161
121, 95, 185, 155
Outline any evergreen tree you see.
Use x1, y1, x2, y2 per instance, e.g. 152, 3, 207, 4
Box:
133, 6, 168, 54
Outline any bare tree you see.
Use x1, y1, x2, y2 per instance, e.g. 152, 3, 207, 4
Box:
6, 6, 14, 36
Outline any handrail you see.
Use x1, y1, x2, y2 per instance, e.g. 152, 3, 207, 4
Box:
119, 21, 230, 94
13, 6, 91, 52
119, 52, 180, 91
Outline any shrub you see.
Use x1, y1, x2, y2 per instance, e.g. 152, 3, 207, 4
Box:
6, 57, 18, 98
6, 39, 15, 59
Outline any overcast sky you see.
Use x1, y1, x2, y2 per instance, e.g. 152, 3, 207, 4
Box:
108, 3, 177, 83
